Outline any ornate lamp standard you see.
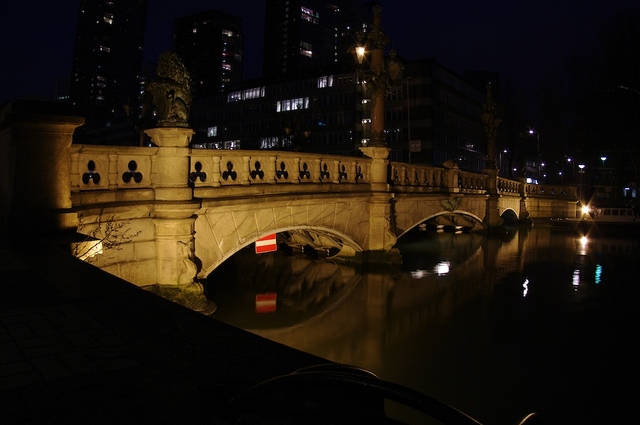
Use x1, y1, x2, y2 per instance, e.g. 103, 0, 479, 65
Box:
354, 4, 401, 148
354, 4, 402, 260
578, 164, 586, 203
480, 83, 504, 228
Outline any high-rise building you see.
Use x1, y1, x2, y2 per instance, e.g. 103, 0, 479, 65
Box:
263, 0, 369, 78
70, 0, 148, 122
172, 10, 244, 98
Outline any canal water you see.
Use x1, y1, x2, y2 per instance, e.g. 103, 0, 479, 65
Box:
206, 226, 640, 425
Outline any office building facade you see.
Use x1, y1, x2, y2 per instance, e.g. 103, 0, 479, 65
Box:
191, 57, 488, 172
263, 0, 369, 78
70, 0, 148, 122
172, 10, 244, 98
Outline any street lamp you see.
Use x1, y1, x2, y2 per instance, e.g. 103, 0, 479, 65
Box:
353, 4, 401, 147
578, 164, 585, 202
499, 149, 508, 176
567, 157, 575, 181
480, 83, 501, 170
600, 156, 607, 167
405, 76, 413, 163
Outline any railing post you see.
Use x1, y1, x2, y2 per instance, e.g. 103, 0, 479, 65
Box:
144, 127, 201, 288
0, 103, 84, 237
359, 146, 399, 262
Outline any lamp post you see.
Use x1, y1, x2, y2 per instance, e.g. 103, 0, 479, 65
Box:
354, 4, 401, 147
567, 157, 575, 182
406, 76, 413, 163
481, 83, 501, 170
578, 164, 585, 202
480, 82, 502, 228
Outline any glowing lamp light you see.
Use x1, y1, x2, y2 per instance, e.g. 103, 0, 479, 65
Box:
356, 46, 366, 64
434, 261, 450, 275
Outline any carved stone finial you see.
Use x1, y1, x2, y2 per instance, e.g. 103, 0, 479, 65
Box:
146, 52, 192, 127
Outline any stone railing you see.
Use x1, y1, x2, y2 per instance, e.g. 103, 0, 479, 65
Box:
497, 177, 521, 194
69, 143, 577, 206
188, 150, 370, 188
390, 162, 487, 194
525, 183, 577, 199
70, 145, 159, 205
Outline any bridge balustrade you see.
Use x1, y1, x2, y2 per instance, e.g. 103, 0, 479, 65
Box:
525, 183, 576, 198
390, 163, 446, 189
390, 162, 489, 194
188, 150, 371, 188
497, 177, 520, 194
69, 143, 576, 206
69, 146, 158, 205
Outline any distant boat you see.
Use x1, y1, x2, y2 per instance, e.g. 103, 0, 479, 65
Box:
550, 205, 639, 233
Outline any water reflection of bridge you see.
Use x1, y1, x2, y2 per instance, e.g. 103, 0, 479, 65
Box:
209, 229, 533, 371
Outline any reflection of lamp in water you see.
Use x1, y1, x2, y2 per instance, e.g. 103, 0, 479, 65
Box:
410, 269, 427, 279
434, 261, 450, 275
579, 236, 588, 255
522, 278, 529, 297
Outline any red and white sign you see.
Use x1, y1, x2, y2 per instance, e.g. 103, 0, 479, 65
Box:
256, 293, 277, 313
255, 233, 277, 254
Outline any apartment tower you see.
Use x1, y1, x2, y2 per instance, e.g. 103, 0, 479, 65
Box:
70, 0, 148, 122
172, 10, 244, 98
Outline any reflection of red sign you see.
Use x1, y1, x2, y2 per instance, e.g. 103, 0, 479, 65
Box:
256, 293, 277, 313
255, 234, 277, 254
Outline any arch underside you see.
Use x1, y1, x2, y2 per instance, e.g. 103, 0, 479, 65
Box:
397, 210, 487, 238
194, 196, 373, 278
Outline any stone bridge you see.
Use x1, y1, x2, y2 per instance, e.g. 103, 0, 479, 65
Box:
1, 113, 578, 307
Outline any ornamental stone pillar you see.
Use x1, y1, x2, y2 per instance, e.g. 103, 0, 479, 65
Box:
480, 83, 504, 231
144, 126, 200, 287
359, 146, 400, 263
0, 100, 84, 238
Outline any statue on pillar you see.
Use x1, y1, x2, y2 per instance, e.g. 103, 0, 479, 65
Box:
146, 52, 192, 128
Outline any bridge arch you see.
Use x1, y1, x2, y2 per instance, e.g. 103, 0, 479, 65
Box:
196, 216, 365, 279
194, 195, 369, 279
500, 208, 519, 222
396, 210, 487, 239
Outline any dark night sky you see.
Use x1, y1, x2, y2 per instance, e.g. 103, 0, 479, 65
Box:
1, 0, 636, 107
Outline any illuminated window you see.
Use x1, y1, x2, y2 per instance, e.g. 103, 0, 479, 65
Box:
224, 140, 240, 149
276, 97, 309, 112
99, 45, 111, 53
317, 75, 333, 88
222, 29, 235, 37
103, 13, 114, 24
362, 118, 371, 124
192, 27, 197, 33
222, 63, 231, 71
301, 7, 319, 24
260, 137, 280, 149
227, 91, 242, 102
243, 87, 265, 99
207, 126, 217, 137
300, 42, 313, 58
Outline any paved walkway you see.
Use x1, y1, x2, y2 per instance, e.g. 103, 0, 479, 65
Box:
0, 238, 396, 424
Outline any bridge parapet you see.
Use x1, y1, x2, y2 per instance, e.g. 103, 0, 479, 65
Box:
525, 183, 577, 199
70, 145, 158, 205
189, 150, 370, 188
497, 177, 520, 194
390, 162, 487, 194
